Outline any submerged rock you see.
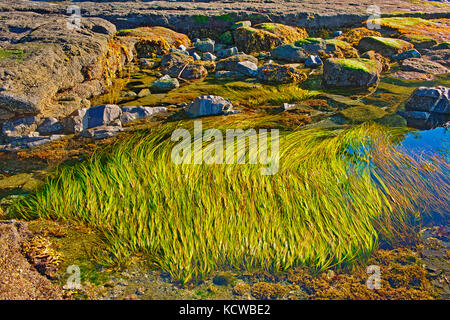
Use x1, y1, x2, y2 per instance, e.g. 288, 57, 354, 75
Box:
151, 76, 180, 93
185, 96, 234, 118
323, 58, 382, 88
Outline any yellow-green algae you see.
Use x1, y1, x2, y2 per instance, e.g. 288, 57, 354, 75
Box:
10, 122, 449, 284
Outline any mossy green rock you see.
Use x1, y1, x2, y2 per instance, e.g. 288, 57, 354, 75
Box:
358, 36, 414, 58
233, 23, 308, 53
323, 58, 382, 88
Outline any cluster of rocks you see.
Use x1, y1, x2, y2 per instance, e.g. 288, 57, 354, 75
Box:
1, 9, 449, 151
0, 105, 167, 150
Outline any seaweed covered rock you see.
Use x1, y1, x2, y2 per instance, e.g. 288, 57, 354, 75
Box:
234, 23, 308, 53
272, 38, 356, 62
257, 63, 307, 84
357, 36, 413, 58
374, 17, 450, 43
400, 34, 438, 50
337, 27, 382, 46
323, 58, 382, 88
117, 26, 191, 57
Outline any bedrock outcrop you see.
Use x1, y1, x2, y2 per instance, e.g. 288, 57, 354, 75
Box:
0, 11, 130, 122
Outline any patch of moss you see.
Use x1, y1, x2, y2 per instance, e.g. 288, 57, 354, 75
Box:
339, 105, 388, 123
215, 13, 236, 23
218, 31, 233, 44
193, 15, 210, 24
335, 58, 380, 74
367, 36, 410, 49
258, 23, 277, 31
294, 38, 321, 46
0, 48, 27, 61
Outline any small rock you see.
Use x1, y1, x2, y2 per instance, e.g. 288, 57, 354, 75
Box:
216, 47, 238, 59
178, 45, 187, 51
136, 287, 146, 296
202, 52, 217, 62
212, 272, 235, 286
235, 61, 258, 77
257, 63, 307, 84
151, 77, 180, 93
139, 58, 159, 68
2, 117, 40, 142
401, 58, 448, 75
393, 49, 421, 60
333, 31, 343, 37
86, 104, 122, 129
37, 117, 63, 135
195, 39, 215, 53
305, 55, 323, 68
120, 106, 167, 123
283, 103, 295, 111
81, 125, 123, 140
191, 52, 201, 61
137, 88, 151, 98
185, 95, 234, 118
123, 91, 137, 97
232, 21, 251, 30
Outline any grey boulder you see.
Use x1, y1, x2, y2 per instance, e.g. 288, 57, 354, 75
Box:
185, 96, 234, 118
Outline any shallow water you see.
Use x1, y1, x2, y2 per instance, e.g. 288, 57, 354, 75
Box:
400, 127, 449, 161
